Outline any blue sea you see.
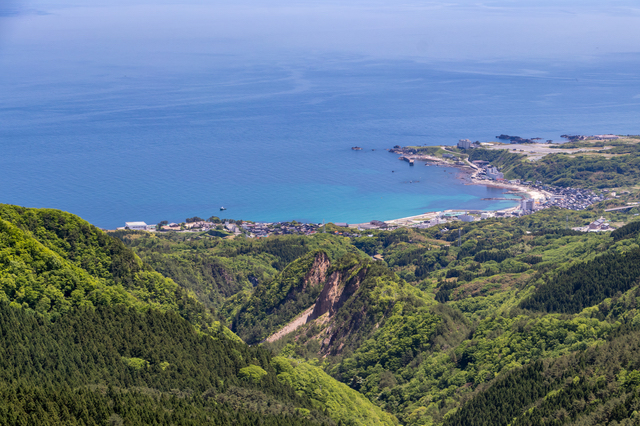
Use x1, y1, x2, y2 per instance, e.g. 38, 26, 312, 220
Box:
1, 0, 640, 229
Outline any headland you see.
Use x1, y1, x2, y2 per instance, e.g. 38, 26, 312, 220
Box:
377, 134, 637, 227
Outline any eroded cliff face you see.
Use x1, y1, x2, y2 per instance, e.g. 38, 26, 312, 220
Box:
301, 251, 331, 291
307, 264, 369, 355
264, 254, 369, 347
261, 251, 407, 357
232, 249, 337, 343
309, 266, 367, 321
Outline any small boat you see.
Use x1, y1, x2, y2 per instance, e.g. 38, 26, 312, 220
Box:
220, 207, 227, 211
351, 146, 362, 151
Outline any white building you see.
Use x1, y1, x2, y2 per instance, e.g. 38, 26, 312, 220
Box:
416, 217, 444, 228
459, 214, 475, 222
520, 199, 535, 212
485, 166, 504, 180
457, 139, 473, 149
125, 221, 148, 231
428, 218, 441, 227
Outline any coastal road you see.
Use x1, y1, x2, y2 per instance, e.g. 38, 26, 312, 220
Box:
441, 145, 479, 172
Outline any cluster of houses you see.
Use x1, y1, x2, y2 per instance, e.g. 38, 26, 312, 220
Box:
240, 222, 320, 237
122, 221, 232, 232
121, 220, 322, 237
405, 184, 606, 230
499, 183, 602, 213
170, 221, 219, 231
534, 185, 604, 211
234, 219, 399, 238
120, 218, 406, 238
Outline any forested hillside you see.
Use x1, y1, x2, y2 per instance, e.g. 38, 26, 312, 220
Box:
0, 205, 399, 426
0, 204, 206, 327
445, 323, 640, 426
7, 201, 640, 425
0, 303, 324, 424
113, 230, 359, 311
112, 205, 640, 425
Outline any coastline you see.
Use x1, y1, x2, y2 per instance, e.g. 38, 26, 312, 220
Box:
114, 151, 548, 232
374, 154, 550, 227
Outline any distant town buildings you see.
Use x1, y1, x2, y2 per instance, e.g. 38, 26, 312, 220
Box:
536, 185, 603, 211
430, 217, 444, 226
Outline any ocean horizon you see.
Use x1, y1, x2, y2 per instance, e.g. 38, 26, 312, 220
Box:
1, 0, 640, 229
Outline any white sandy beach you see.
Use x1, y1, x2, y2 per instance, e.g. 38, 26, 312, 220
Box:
377, 156, 551, 227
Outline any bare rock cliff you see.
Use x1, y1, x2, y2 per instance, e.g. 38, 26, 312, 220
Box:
301, 251, 331, 290
309, 265, 367, 321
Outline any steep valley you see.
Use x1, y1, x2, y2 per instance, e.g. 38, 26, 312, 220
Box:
4, 202, 640, 424
113, 204, 640, 425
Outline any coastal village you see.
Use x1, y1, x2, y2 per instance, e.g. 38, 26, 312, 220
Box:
120, 219, 328, 237
118, 134, 638, 238
383, 137, 612, 224
118, 135, 628, 238
120, 193, 615, 239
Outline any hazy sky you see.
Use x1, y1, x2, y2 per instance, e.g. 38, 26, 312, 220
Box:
1, 0, 640, 64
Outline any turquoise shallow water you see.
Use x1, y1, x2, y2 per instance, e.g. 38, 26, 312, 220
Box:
1, 2, 640, 228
